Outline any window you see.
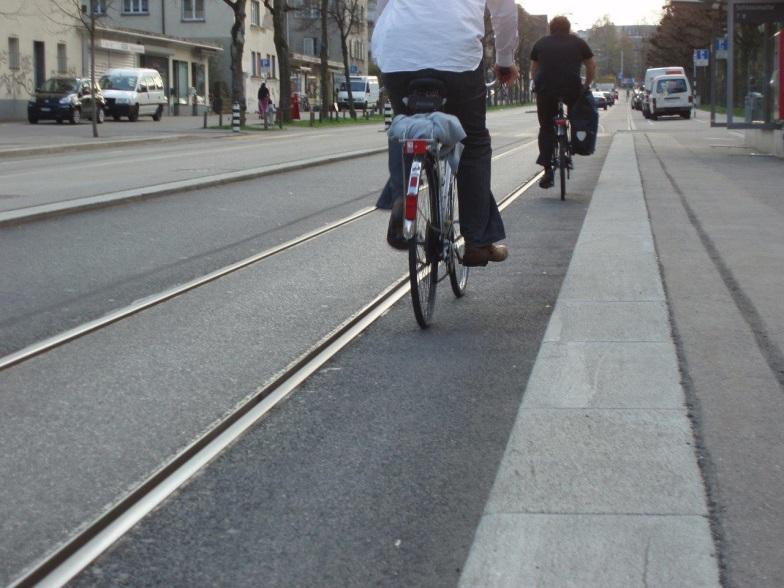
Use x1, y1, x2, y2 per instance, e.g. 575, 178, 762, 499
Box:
251, 51, 257, 76
251, 0, 261, 26
303, 37, 316, 56
182, 0, 204, 21
123, 0, 148, 14
8, 37, 19, 70
91, 0, 106, 14
57, 43, 67, 73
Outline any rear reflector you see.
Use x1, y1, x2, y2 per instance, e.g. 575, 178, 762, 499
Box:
404, 139, 429, 155
554, 118, 568, 126
688, 95, 693, 103
405, 160, 422, 220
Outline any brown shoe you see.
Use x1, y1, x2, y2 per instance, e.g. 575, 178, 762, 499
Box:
462, 243, 508, 267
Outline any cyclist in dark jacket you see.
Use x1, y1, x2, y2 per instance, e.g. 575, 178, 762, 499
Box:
530, 16, 596, 188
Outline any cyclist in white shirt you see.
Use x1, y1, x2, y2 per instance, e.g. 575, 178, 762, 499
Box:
373, 0, 519, 267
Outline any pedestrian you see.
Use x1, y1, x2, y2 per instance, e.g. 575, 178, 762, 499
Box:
258, 82, 270, 120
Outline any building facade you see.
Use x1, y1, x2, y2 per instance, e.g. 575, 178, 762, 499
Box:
105, 0, 278, 115
0, 0, 221, 119
287, 0, 369, 108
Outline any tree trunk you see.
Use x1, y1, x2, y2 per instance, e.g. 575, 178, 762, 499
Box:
320, 0, 330, 116
90, 20, 98, 138
229, 2, 247, 126
271, 0, 291, 122
340, 33, 356, 119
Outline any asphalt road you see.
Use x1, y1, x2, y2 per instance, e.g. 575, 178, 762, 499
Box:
0, 103, 627, 586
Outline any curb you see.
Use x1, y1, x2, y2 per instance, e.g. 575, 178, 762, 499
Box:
0, 146, 388, 226
0, 133, 211, 160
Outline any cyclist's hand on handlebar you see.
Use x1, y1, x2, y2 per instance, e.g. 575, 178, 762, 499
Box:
494, 64, 519, 85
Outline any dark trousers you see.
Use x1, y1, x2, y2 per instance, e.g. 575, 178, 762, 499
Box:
380, 65, 505, 247
536, 91, 579, 167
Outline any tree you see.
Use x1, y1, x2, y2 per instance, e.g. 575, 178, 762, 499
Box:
263, 0, 293, 122
327, 0, 364, 119
646, 2, 714, 73
588, 16, 620, 80
221, 0, 248, 126
320, 0, 330, 115
51, 0, 112, 138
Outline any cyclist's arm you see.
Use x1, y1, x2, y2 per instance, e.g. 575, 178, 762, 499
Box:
530, 60, 538, 84
375, 0, 389, 19
583, 57, 596, 89
487, 0, 519, 68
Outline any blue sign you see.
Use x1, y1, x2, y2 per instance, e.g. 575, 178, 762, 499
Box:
693, 48, 710, 66
260, 58, 271, 71
350, 64, 359, 74
714, 37, 728, 52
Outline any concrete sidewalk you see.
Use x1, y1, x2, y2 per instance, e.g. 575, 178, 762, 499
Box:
460, 133, 720, 587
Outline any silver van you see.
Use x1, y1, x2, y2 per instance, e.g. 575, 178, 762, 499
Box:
99, 68, 166, 121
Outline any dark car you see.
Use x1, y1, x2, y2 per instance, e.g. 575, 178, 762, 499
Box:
28, 77, 105, 125
631, 89, 643, 110
592, 91, 608, 110
603, 91, 615, 106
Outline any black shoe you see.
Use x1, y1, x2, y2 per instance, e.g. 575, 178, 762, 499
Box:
539, 169, 554, 189
386, 197, 408, 251
462, 244, 509, 267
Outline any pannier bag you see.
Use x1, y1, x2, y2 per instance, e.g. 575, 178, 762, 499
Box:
569, 89, 598, 156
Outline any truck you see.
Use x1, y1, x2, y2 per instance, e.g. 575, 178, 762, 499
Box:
641, 66, 686, 118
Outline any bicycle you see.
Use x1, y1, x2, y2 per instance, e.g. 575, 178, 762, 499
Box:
551, 98, 572, 200
396, 78, 469, 329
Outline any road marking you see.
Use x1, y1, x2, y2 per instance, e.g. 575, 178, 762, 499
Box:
493, 139, 538, 160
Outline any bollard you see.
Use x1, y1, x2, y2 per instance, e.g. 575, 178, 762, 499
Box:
384, 100, 393, 130
219, 111, 223, 127
203, 110, 207, 129
232, 102, 240, 132
310, 109, 315, 127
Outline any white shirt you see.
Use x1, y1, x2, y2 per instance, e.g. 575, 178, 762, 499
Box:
372, 0, 518, 73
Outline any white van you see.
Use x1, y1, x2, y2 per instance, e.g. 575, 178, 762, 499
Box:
99, 68, 167, 121
642, 66, 685, 117
649, 74, 693, 119
337, 76, 380, 110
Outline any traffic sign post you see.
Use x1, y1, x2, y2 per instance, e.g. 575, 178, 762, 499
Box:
693, 49, 710, 116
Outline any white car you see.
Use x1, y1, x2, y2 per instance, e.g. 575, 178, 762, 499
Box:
99, 68, 166, 122
337, 76, 380, 110
649, 75, 693, 120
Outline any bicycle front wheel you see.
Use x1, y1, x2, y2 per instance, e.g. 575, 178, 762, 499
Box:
446, 171, 469, 297
408, 158, 439, 328
558, 135, 567, 200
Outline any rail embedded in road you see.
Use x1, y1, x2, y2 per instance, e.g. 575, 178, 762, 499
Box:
7, 172, 543, 588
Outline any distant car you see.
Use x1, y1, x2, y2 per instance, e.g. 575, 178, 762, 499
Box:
631, 89, 644, 110
27, 76, 105, 124
603, 91, 615, 106
592, 91, 608, 110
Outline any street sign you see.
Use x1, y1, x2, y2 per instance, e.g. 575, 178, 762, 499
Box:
260, 58, 271, 71
350, 64, 359, 74
715, 37, 729, 60
693, 48, 710, 67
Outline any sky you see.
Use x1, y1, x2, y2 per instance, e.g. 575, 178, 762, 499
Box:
516, 0, 665, 31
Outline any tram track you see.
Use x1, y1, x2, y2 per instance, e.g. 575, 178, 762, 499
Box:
8, 169, 543, 588
0, 136, 539, 370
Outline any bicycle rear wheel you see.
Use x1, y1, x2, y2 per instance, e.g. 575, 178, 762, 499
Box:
408, 158, 439, 328
558, 135, 567, 200
446, 171, 469, 297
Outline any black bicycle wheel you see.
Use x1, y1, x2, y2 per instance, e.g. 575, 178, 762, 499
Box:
446, 171, 469, 297
408, 158, 439, 328
558, 135, 567, 200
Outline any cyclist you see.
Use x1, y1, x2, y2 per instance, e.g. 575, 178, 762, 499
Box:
372, 0, 519, 267
530, 16, 595, 189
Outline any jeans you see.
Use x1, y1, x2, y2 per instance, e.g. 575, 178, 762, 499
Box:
380, 64, 505, 247
536, 91, 579, 167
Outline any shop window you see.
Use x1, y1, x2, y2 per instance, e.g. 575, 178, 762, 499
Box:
91, 0, 106, 15
182, 0, 205, 21
251, 0, 261, 26
8, 37, 19, 70
123, 0, 148, 14
57, 43, 67, 73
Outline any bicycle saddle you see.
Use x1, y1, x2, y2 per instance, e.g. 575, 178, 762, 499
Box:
405, 78, 446, 114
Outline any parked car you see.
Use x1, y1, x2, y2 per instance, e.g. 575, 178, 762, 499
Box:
592, 91, 608, 110
99, 68, 166, 121
27, 76, 105, 124
337, 76, 380, 110
603, 91, 615, 106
